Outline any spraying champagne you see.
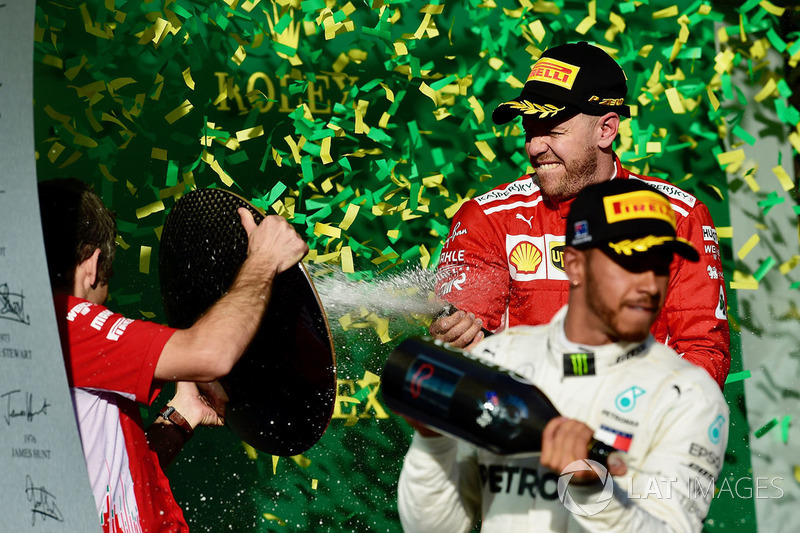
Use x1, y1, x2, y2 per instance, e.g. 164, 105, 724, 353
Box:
381, 337, 615, 465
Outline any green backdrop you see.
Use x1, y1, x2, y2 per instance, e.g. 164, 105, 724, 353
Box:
32, 0, 799, 530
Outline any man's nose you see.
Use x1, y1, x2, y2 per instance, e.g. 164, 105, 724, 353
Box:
526, 136, 548, 157
637, 269, 660, 296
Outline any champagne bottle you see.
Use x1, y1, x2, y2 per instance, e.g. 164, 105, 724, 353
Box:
381, 337, 614, 465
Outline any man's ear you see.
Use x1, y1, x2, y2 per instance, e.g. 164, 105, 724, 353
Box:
596, 112, 620, 150
74, 248, 101, 297
564, 247, 586, 287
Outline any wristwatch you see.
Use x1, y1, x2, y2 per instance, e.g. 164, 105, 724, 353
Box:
159, 405, 195, 439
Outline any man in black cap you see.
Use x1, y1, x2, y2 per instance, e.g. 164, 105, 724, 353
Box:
399, 179, 728, 532
430, 42, 730, 389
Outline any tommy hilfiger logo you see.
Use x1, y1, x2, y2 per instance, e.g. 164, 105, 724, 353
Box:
564, 352, 595, 376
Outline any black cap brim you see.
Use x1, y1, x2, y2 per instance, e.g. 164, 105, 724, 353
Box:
492, 96, 581, 125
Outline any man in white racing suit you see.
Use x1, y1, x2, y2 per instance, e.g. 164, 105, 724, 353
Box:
398, 179, 729, 532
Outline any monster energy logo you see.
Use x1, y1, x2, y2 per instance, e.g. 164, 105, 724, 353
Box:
564, 352, 595, 376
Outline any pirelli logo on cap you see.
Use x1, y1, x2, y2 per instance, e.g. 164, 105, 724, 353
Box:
604, 191, 676, 227
527, 58, 580, 90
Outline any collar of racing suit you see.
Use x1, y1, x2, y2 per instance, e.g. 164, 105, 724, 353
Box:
543, 153, 622, 219
546, 305, 655, 377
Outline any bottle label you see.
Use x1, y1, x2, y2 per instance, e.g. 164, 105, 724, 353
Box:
402, 354, 464, 417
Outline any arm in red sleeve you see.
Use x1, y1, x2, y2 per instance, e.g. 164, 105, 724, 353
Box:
653, 203, 731, 389
435, 200, 511, 332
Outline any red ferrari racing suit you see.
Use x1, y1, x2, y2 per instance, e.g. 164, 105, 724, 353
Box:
436, 156, 730, 388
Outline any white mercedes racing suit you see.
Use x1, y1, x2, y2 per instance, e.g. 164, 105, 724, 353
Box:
397, 306, 729, 532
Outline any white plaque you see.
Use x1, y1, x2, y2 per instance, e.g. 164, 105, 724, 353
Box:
0, 1, 100, 530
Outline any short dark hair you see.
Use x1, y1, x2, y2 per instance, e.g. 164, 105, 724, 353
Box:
38, 178, 117, 291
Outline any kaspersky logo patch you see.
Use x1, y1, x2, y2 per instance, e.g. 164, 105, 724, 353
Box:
528, 58, 580, 90
563, 352, 595, 376
509, 241, 543, 275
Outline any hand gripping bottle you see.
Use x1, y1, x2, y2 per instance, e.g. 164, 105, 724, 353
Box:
381, 337, 614, 465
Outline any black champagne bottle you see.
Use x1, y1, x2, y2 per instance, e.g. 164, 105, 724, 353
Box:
381, 337, 614, 465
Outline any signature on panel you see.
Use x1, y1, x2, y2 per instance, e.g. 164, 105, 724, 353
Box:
0, 283, 31, 325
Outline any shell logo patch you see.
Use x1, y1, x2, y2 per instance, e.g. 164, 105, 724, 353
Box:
510, 242, 543, 274
527, 58, 580, 90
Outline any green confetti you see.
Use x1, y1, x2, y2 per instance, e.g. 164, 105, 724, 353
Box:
755, 418, 779, 439
725, 370, 752, 384
753, 256, 776, 282
781, 416, 791, 444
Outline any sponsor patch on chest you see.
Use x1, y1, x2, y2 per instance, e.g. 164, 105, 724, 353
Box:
506, 234, 569, 281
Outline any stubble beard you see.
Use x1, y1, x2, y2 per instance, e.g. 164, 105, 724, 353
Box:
534, 145, 600, 202
584, 261, 652, 343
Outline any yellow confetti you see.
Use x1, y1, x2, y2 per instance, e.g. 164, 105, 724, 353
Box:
150, 147, 167, 160
419, 245, 431, 270
418, 82, 439, 106
706, 87, 720, 112
320, 136, 333, 164
665, 87, 686, 114
393, 41, 408, 55
263, 513, 286, 526
779, 256, 800, 275
107, 77, 136, 93
744, 171, 760, 193
771, 166, 794, 191
575, 15, 596, 35
283, 136, 303, 164
42, 55, 64, 69
788, 131, 800, 154
759, 0, 786, 16
209, 160, 234, 186
529, 20, 546, 42
717, 226, 733, 239
366, 312, 392, 343
48, 142, 65, 163
135, 200, 165, 219
341, 246, 354, 273
731, 271, 759, 290
645, 142, 662, 153
468, 96, 485, 124
311, 479, 318, 490
380, 83, 395, 103
139, 246, 151, 274
165, 99, 193, 124
272, 455, 280, 475
653, 5, 679, 18
737, 234, 760, 260
716, 149, 745, 170
340, 203, 360, 230
504, 74, 525, 89
314, 222, 342, 239
488, 57, 504, 70
754, 78, 777, 102
139, 311, 156, 319
475, 140, 496, 162
290, 454, 312, 468
236, 125, 265, 142
99, 164, 117, 182
232, 44, 246, 66
354, 100, 371, 133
